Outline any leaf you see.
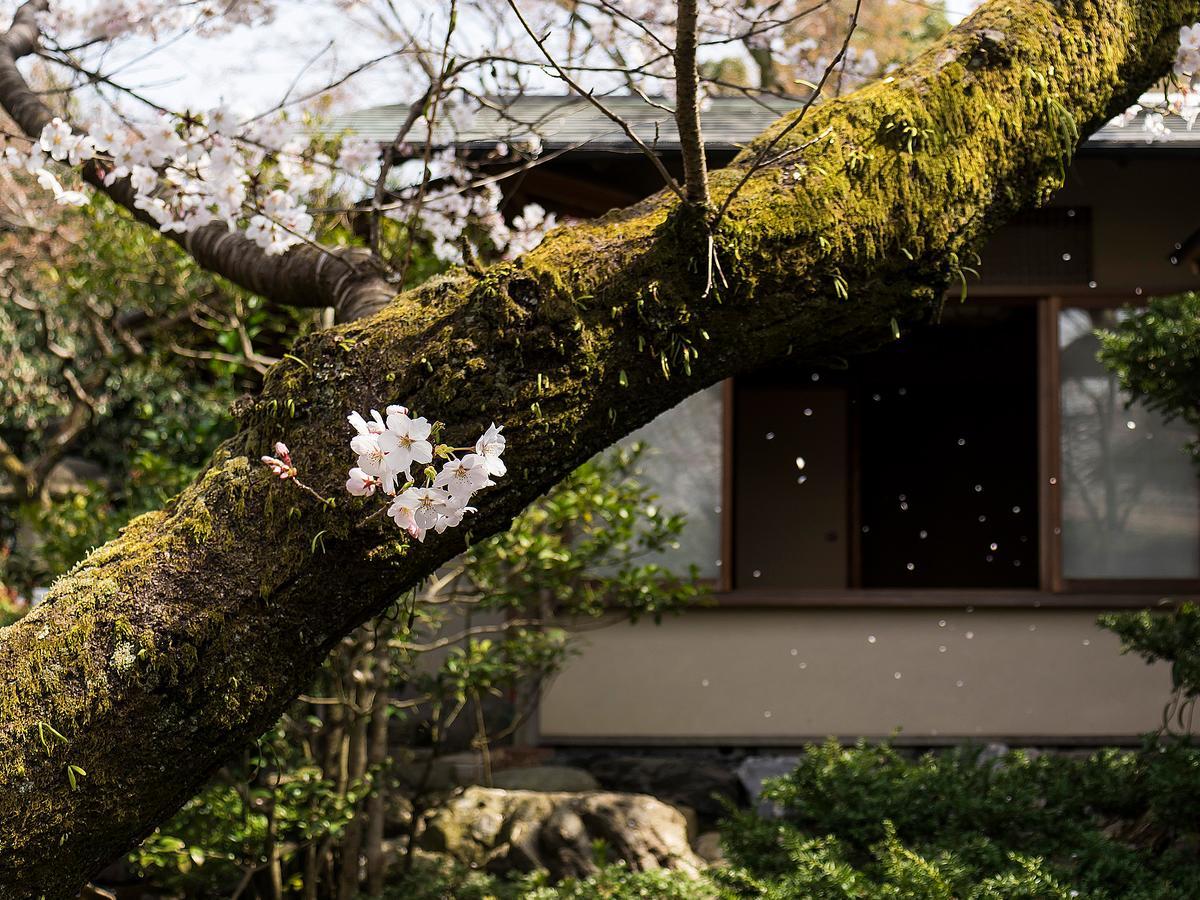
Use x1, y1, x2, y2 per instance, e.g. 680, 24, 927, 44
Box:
37, 721, 67, 754
66, 764, 86, 791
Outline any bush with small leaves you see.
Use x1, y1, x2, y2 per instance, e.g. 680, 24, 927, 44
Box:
715, 738, 1200, 899
1097, 292, 1200, 464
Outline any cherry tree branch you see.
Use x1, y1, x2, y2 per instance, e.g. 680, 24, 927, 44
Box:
713, 0, 862, 226
0, 0, 395, 323
674, 0, 709, 209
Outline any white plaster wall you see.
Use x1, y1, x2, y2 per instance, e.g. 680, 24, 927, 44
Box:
539, 608, 1176, 743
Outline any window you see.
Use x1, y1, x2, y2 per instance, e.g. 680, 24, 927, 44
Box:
616, 384, 723, 580
1058, 307, 1200, 580
857, 306, 1040, 588
733, 304, 1039, 590
624, 298, 1200, 603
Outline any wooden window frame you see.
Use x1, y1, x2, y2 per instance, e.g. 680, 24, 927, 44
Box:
715, 295, 1200, 609
1050, 294, 1200, 597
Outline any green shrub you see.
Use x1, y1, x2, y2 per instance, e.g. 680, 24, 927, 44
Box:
716, 739, 1200, 899
128, 444, 707, 896
381, 856, 719, 900
1097, 292, 1200, 463
1101, 603, 1200, 735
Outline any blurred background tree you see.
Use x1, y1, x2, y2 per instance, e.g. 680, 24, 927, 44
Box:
1098, 292, 1200, 464
701, 0, 951, 95
0, 177, 301, 600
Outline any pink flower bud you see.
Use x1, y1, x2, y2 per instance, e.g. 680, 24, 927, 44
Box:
260, 454, 294, 480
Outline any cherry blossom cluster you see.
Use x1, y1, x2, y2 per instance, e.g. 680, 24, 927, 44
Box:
36, 0, 277, 41
29, 108, 316, 253
1110, 24, 1200, 144
380, 143, 555, 264
0, 1, 562, 265
345, 406, 506, 542
2, 100, 556, 262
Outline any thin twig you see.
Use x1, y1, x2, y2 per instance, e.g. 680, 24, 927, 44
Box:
713, 0, 862, 227
504, 0, 687, 203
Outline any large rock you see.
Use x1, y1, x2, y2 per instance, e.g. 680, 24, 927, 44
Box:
735, 755, 799, 817
694, 831, 726, 866
581, 755, 746, 823
418, 786, 703, 880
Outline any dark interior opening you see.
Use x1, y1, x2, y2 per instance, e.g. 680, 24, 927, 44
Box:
733, 303, 1040, 590
857, 304, 1040, 588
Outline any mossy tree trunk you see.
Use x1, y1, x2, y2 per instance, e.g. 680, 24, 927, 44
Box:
1, 0, 1196, 894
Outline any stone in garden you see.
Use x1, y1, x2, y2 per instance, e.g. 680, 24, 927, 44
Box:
418, 786, 702, 880
694, 831, 726, 866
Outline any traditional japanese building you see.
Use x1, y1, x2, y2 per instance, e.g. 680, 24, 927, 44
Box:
340, 95, 1200, 746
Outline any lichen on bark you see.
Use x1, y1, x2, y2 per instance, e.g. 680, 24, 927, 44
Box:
2, 0, 1198, 895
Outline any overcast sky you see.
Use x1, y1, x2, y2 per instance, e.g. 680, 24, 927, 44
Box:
946, 0, 979, 21
73, 0, 985, 117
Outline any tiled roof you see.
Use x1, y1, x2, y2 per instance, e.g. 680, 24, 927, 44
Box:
330, 94, 1200, 153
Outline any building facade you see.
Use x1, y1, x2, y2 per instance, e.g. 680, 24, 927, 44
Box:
344, 96, 1200, 745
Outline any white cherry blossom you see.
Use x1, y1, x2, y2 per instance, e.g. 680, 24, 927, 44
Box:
1183, 24, 1200, 52
433, 453, 490, 500
131, 165, 158, 196
389, 501, 424, 541
68, 135, 97, 166
412, 486, 451, 529
39, 118, 76, 161
348, 409, 386, 436
434, 499, 475, 533
1114, 104, 1142, 127
206, 104, 243, 137
1144, 112, 1171, 143
475, 423, 507, 477
380, 410, 434, 477
389, 485, 451, 531
350, 430, 399, 493
346, 466, 379, 497
1176, 25, 1200, 77
35, 169, 88, 207
337, 135, 381, 179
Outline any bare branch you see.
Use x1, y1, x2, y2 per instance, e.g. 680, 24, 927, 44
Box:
713, 0, 863, 226
504, 0, 688, 204
675, 0, 709, 209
